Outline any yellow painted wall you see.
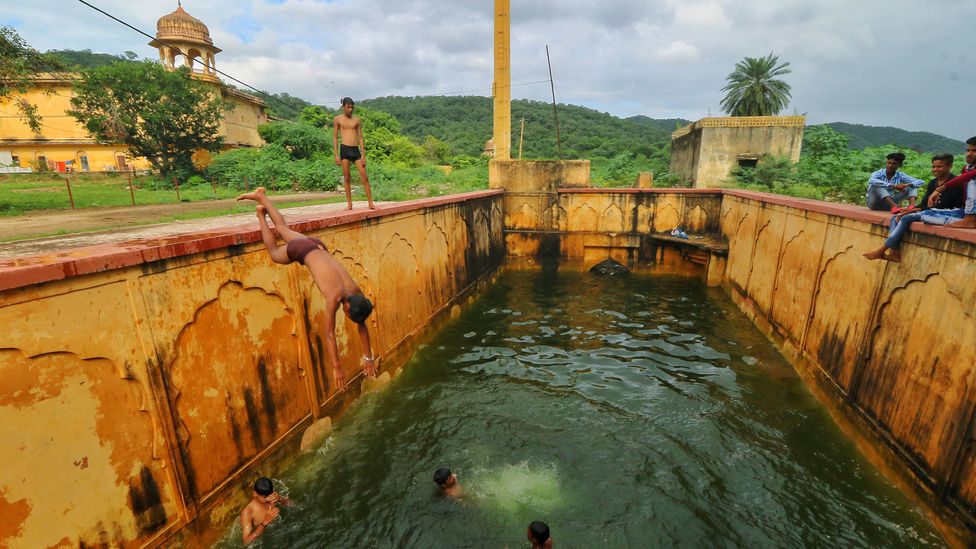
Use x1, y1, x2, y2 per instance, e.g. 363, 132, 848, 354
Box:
0, 78, 265, 172
0, 194, 504, 548
492, 159, 724, 279
719, 193, 976, 541
220, 89, 267, 148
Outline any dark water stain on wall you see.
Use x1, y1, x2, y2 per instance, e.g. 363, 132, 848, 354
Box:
243, 388, 264, 448
226, 393, 244, 458
128, 466, 168, 534
817, 330, 847, 386
256, 356, 278, 436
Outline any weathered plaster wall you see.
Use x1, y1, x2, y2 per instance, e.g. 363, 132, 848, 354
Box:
0, 191, 504, 548
719, 189, 976, 539
696, 124, 803, 187
667, 125, 701, 185
668, 117, 805, 188
494, 160, 726, 279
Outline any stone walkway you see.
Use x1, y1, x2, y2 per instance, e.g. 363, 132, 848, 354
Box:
0, 198, 384, 259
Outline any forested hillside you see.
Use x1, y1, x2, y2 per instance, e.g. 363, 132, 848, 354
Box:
826, 122, 963, 152
359, 96, 672, 161
47, 49, 138, 68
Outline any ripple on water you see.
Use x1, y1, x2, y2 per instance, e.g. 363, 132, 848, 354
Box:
209, 272, 947, 548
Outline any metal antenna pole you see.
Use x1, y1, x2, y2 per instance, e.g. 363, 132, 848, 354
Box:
546, 45, 562, 159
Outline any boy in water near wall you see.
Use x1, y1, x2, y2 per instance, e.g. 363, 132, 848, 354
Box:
240, 477, 290, 544
333, 97, 376, 210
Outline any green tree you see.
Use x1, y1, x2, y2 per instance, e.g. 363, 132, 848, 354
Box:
68, 61, 225, 177
258, 121, 331, 159
803, 124, 848, 159
300, 105, 332, 128
422, 135, 452, 164
0, 26, 68, 132
720, 53, 792, 116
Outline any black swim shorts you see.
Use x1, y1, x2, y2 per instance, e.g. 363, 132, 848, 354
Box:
339, 144, 362, 162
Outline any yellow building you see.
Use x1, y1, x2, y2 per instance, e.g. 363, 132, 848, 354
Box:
669, 116, 806, 188
0, 5, 267, 174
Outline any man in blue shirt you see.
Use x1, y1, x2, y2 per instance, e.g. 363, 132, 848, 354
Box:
863, 152, 963, 262
865, 152, 926, 212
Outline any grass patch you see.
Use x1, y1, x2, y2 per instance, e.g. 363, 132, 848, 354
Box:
0, 173, 285, 216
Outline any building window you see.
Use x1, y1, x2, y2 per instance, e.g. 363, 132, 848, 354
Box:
36, 155, 47, 171
79, 155, 90, 172
737, 158, 758, 168
11, 155, 19, 166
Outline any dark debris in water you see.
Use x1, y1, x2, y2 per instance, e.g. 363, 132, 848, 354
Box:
589, 258, 631, 277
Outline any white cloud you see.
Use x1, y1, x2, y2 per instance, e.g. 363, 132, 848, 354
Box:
6, 0, 976, 139
656, 41, 699, 61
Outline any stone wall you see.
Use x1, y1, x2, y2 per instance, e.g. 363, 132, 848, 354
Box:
719, 189, 976, 539
669, 116, 805, 188
0, 191, 504, 548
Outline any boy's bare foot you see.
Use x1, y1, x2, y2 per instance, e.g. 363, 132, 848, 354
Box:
236, 186, 267, 201
368, 203, 377, 210
947, 216, 976, 229
862, 247, 887, 260
888, 248, 901, 263
346, 204, 354, 211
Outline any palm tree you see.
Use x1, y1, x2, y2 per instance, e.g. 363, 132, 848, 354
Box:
720, 53, 792, 117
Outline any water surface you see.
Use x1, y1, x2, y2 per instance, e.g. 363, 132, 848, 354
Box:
217, 270, 944, 548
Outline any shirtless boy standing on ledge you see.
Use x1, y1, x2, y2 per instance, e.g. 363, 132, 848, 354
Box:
333, 97, 376, 210
237, 187, 378, 389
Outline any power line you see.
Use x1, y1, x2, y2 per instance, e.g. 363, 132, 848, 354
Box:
75, 0, 306, 117
74, 0, 555, 121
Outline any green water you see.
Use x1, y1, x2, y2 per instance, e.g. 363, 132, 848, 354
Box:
218, 270, 945, 548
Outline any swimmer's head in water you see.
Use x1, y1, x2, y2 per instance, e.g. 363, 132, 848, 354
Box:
528, 521, 550, 544
433, 468, 455, 488
344, 294, 374, 324
254, 477, 274, 497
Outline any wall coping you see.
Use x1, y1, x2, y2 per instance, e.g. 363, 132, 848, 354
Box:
0, 189, 503, 293
558, 188, 722, 195
2, 185, 973, 293
720, 188, 976, 245
559, 187, 976, 246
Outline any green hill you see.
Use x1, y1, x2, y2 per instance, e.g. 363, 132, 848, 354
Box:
47, 49, 139, 69
826, 122, 963, 153
626, 115, 693, 134
359, 96, 673, 161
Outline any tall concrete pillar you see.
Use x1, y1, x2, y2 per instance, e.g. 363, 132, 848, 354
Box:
493, 0, 511, 161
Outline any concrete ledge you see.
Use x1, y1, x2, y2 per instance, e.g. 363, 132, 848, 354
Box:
722, 189, 976, 245
558, 187, 722, 195
648, 232, 728, 254
0, 190, 503, 292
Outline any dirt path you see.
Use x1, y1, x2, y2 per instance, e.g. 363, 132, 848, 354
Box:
0, 193, 386, 259
0, 192, 341, 241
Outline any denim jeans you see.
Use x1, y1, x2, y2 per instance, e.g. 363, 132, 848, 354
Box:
966, 179, 976, 215
866, 185, 917, 211
884, 211, 923, 249
884, 208, 965, 249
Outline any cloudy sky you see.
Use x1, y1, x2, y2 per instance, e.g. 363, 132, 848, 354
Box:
5, 0, 974, 140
